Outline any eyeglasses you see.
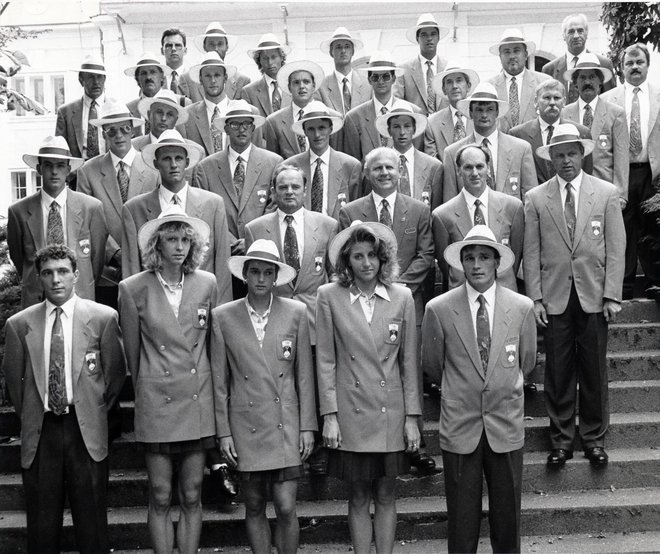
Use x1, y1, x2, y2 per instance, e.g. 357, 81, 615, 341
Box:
103, 124, 133, 137
368, 72, 394, 83
163, 43, 184, 50
227, 121, 254, 131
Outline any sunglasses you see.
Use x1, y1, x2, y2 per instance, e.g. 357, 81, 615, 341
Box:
227, 121, 254, 131
103, 124, 133, 137
368, 72, 394, 83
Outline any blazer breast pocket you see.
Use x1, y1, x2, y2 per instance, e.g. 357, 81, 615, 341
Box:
277, 334, 296, 361
384, 318, 403, 345
501, 337, 519, 368
191, 303, 210, 329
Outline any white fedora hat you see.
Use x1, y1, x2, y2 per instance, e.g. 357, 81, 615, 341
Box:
277, 60, 325, 94
189, 51, 236, 83
562, 52, 613, 84
356, 50, 404, 76
489, 28, 536, 56
123, 52, 172, 77
247, 33, 291, 57
194, 21, 234, 53
536, 123, 595, 161
141, 129, 205, 170
457, 82, 510, 118
432, 61, 480, 96
89, 98, 143, 128
291, 100, 344, 136
375, 101, 427, 139
320, 27, 363, 55
137, 203, 210, 253
73, 55, 107, 76
214, 99, 266, 130
329, 220, 397, 269
137, 88, 189, 125
228, 239, 297, 285
406, 13, 450, 44
444, 225, 515, 273
23, 135, 84, 171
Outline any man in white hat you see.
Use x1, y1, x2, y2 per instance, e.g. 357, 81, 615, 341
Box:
602, 42, 660, 300
241, 33, 291, 117
487, 28, 551, 132
524, 123, 625, 468
76, 100, 159, 308
55, 55, 107, 160
8, 136, 108, 308
561, 53, 629, 205
442, 82, 537, 202
422, 224, 536, 554
342, 51, 422, 162
423, 61, 478, 160
542, 13, 615, 103
285, 100, 361, 219
132, 88, 190, 152
394, 13, 449, 116
264, 60, 325, 160
121, 129, 232, 304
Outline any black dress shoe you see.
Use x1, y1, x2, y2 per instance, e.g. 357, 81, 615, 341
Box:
523, 382, 537, 395
423, 381, 442, 399
547, 448, 573, 466
209, 464, 239, 498
585, 447, 609, 466
410, 452, 437, 474
645, 285, 660, 301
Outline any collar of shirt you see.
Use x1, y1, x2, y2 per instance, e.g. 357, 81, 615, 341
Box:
41, 187, 68, 212
504, 70, 524, 98
229, 144, 252, 164
309, 148, 330, 167
462, 186, 489, 211
245, 294, 274, 327
263, 74, 277, 88
204, 96, 228, 119
624, 79, 649, 97
557, 170, 583, 212
335, 69, 353, 88
349, 282, 390, 304
156, 270, 185, 293
399, 145, 415, 166
466, 280, 496, 333
45, 294, 76, 321
565, 51, 587, 66
373, 96, 395, 113
474, 129, 498, 146
538, 117, 558, 133
110, 147, 136, 170
578, 96, 599, 113
159, 183, 189, 209
83, 93, 104, 109
371, 189, 397, 214
450, 105, 466, 120
277, 207, 304, 228
419, 55, 436, 80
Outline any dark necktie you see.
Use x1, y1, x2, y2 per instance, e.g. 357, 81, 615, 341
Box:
509, 76, 520, 127
482, 138, 495, 188
283, 214, 300, 283
47, 201, 65, 245
564, 182, 576, 243
311, 158, 323, 212
211, 106, 223, 152
379, 198, 392, 228
296, 109, 307, 151
234, 156, 245, 198
380, 106, 389, 147
48, 307, 67, 415
87, 100, 99, 159
398, 154, 411, 196
476, 294, 490, 374
453, 113, 466, 142
342, 77, 352, 112
271, 82, 282, 112
426, 60, 436, 113
568, 56, 580, 103
172, 193, 181, 206
582, 103, 593, 129
170, 70, 178, 94
545, 125, 555, 175
117, 161, 129, 203
629, 87, 642, 157
474, 199, 486, 226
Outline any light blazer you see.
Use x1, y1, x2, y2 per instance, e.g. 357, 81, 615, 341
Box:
7, 190, 107, 308
431, 189, 524, 291
211, 296, 316, 471
316, 282, 421, 452
542, 53, 616, 95
423, 107, 474, 161
180, 100, 224, 157
3, 297, 126, 468
192, 145, 283, 241
180, 70, 251, 103
317, 71, 371, 115
602, 82, 660, 180
562, 98, 629, 200
55, 98, 86, 158
241, 75, 292, 118
264, 105, 308, 160
244, 210, 338, 344
120, 187, 232, 304
523, 173, 625, 314
487, 69, 551, 133
393, 56, 450, 115
119, 270, 217, 442
411, 148, 444, 211
284, 148, 362, 219
422, 284, 536, 454
442, 131, 538, 202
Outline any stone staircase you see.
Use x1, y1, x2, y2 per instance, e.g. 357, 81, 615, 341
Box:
0, 299, 659, 553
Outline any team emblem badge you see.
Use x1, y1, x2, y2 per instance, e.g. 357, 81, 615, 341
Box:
257, 190, 267, 204
591, 220, 602, 236
79, 238, 91, 255
505, 344, 517, 364
421, 191, 430, 205
85, 352, 97, 372
338, 192, 347, 207
388, 323, 399, 342
197, 308, 208, 327
598, 134, 609, 149
282, 339, 292, 359
509, 177, 518, 192
314, 256, 323, 273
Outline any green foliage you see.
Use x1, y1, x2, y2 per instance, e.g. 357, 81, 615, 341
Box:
0, 26, 43, 49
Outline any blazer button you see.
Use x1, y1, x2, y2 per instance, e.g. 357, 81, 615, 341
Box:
244, 375, 249, 380
166, 397, 171, 403
165, 370, 170, 376
190, 368, 197, 374
275, 397, 280, 403
279, 372, 284, 378
380, 380, 386, 387
355, 380, 360, 387
277, 423, 283, 429
193, 394, 198, 400
251, 428, 256, 433
355, 408, 361, 413
249, 401, 254, 407
568, 275, 573, 281
194, 342, 199, 347
381, 407, 386, 413
384, 356, 389, 361
159, 345, 166, 351
350, 355, 356, 360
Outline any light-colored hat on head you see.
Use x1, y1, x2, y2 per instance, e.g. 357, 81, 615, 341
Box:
432, 61, 480, 96
23, 135, 84, 170
194, 21, 233, 53
90, 98, 143, 128
356, 50, 404, 76
457, 82, 510, 118
320, 27, 363, 55
123, 52, 172, 77
536, 123, 595, 161
137, 203, 210, 253
406, 13, 450, 44
328, 220, 397, 268
74, 55, 107, 76
489, 28, 536, 56
141, 129, 205, 170
137, 88, 189, 124
375, 101, 427, 139
189, 51, 236, 83
247, 33, 291, 57
214, 99, 266, 130
291, 100, 344, 136
228, 239, 297, 285
277, 60, 325, 94
444, 224, 515, 273
562, 52, 613, 83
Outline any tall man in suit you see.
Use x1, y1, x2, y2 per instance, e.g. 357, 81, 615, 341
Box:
161, 28, 193, 99
487, 29, 551, 132
524, 124, 625, 467
422, 225, 536, 553
286, 100, 361, 219
602, 43, 660, 299
2, 244, 126, 554
8, 136, 107, 308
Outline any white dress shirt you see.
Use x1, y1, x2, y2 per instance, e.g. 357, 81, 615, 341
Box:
156, 271, 184, 317
335, 69, 354, 113
159, 183, 189, 211
204, 96, 229, 147
539, 117, 559, 146
228, 144, 252, 175
462, 187, 489, 226
419, 55, 439, 91
309, 148, 331, 214
577, 97, 599, 126
350, 283, 390, 324
43, 294, 76, 409
398, 146, 416, 194
466, 281, 495, 335
503, 69, 525, 104
277, 207, 305, 260
41, 188, 68, 244
474, 129, 499, 177
245, 294, 273, 347
371, 190, 398, 220
110, 147, 137, 180
557, 170, 583, 215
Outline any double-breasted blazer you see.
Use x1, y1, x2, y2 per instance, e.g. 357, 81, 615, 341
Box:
393, 56, 450, 115
3, 297, 126, 468
119, 270, 218, 442
211, 296, 316, 472
422, 284, 536, 454
423, 107, 474, 161
244, 210, 338, 344
7, 190, 107, 308
316, 282, 421, 453
120, 187, 232, 304
431, 189, 524, 291
523, 173, 626, 315
241, 75, 292, 118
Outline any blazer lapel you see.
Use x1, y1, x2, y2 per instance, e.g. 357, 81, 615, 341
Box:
73, 99, 85, 155
194, 104, 215, 155
26, 195, 45, 249
454, 196, 473, 238
25, 304, 47, 403
326, 150, 342, 216
411, 58, 426, 102
100, 154, 123, 218
545, 178, 572, 248
496, 135, 513, 189
65, 194, 83, 247
392, 195, 408, 249
520, 71, 536, 120
413, 150, 430, 198
440, 109, 455, 146
71, 300, 91, 387
261, 299, 289, 381
485, 288, 512, 383
452, 288, 484, 378
573, 175, 595, 247
487, 190, 505, 238
297, 214, 319, 291
241, 150, 263, 213
327, 78, 342, 112
364, 104, 381, 149
218, 152, 238, 209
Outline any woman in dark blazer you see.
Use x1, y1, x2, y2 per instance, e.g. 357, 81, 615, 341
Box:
316, 222, 421, 554
119, 205, 218, 554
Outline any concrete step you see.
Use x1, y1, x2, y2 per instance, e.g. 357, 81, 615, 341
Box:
607, 322, 660, 351
618, 298, 660, 324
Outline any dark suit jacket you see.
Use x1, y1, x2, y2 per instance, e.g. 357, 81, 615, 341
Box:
8, 190, 107, 308
55, 97, 104, 160
542, 52, 616, 96
423, 107, 474, 161
3, 297, 126, 468
393, 56, 450, 115
241, 75, 292, 118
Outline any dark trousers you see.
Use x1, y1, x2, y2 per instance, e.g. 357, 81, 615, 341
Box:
544, 286, 609, 450
22, 409, 109, 554
442, 431, 523, 554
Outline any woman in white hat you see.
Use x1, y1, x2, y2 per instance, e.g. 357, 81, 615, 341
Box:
118, 205, 216, 554
211, 239, 316, 554
316, 222, 421, 554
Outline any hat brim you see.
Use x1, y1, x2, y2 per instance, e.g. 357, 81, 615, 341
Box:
488, 40, 536, 57
73, 68, 108, 76
406, 25, 450, 44
277, 62, 326, 94
216, 112, 266, 131
536, 137, 595, 161
137, 96, 189, 125
456, 96, 510, 118
356, 64, 405, 77
137, 213, 210, 253
247, 44, 292, 58
141, 139, 205, 170
193, 33, 236, 54
444, 238, 515, 273
563, 65, 613, 84
375, 110, 427, 139
227, 254, 297, 285
23, 153, 83, 171
328, 222, 397, 269
123, 64, 172, 78
320, 36, 364, 56
90, 115, 144, 128
291, 113, 344, 136
432, 68, 480, 96
189, 62, 237, 83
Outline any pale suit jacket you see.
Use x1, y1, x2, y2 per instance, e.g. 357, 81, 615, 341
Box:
181, 100, 216, 156
241, 75, 292, 118
264, 105, 308, 160
423, 107, 474, 161
317, 71, 371, 115
393, 56, 450, 115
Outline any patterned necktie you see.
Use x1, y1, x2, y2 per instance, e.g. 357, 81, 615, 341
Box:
342, 77, 352, 113
509, 76, 520, 127
211, 106, 223, 152
453, 113, 466, 142
564, 182, 576, 243
379, 198, 392, 228
296, 109, 307, 151
271, 82, 281, 112
398, 154, 411, 196
582, 103, 593, 129
568, 56, 580, 103
47, 201, 65, 245
170, 70, 178, 94
234, 156, 245, 198
87, 100, 99, 159
476, 294, 490, 374
379, 106, 389, 147
629, 87, 642, 157
474, 199, 486, 226
546, 124, 554, 145
482, 138, 495, 188
117, 161, 129, 203
48, 307, 67, 415
426, 60, 436, 113
283, 214, 300, 283
311, 158, 324, 212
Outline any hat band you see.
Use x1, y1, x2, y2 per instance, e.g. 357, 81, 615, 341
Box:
156, 138, 187, 146
385, 108, 416, 117
256, 41, 282, 49
102, 112, 134, 121
417, 21, 439, 28
331, 34, 354, 41
500, 37, 526, 44
301, 110, 335, 120
225, 109, 255, 119
200, 59, 226, 67
470, 93, 500, 101
464, 235, 498, 244
39, 146, 74, 157
80, 63, 106, 72
205, 29, 227, 36
137, 59, 162, 66
369, 61, 396, 68
246, 250, 282, 264
574, 63, 603, 70
152, 98, 179, 108
548, 134, 581, 145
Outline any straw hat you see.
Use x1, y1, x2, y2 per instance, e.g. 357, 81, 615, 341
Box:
228, 239, 297, 285
123, 52, 172, 77
214, 99, 266, 130
73, 55, 107, 76
444, 225, 515, 272
141, 129, 205, 170
536, 123, 595, 161
247, 33, 291, 57
432, 61, 480, 96
375, 101, 428, 139
456, 82, 510, 118
406, 13, 450, 44
189, 51, 236, 83
320, 27, 363, 55
89, 98, 143, 128
488, 28, 536, 56
23, 136, 83, 170
562, 52, 613, 84
276, 60, 325, 93
291, 101, 344, 136
194, 21, 234, 53
328, 221, 396, 268
356, 51, 404, 76
137, 203, 210, 253
137, 88, 189, 125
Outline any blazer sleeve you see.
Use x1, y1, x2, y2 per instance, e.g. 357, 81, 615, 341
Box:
429, 162, 444, 211
398, 204, 434, 292
6, 205, 24, 276
442, 147, 459, 202
421, 303, 445, 385
337, 205, 352, 231
342, 113, 362, 162
210, 197, 233, 305
522, 193, 543, 303
121, 204, 141, 279
210, 311, 231, 437
509, 200, 525, 275
294, 303, 318, 432
400, 290, 422, 416
612, 110, 630, 201
431, 210, 451, 291
603, 186, 626, 302
520, 141, 539, 198
89, 201, 109, 285
423, 125, 438, 160
519, 302, 538, 379
117, 281, 141, 388
2, 318, 26, 414
100, 310, 127, 411
315, 287, 338, 416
